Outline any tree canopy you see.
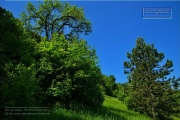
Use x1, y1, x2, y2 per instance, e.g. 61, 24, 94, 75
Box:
1, 4, 102, 119
21, 0, 92, 40
35, 34, 104, 109
99, 75, 118, 97
0, 7, 39, 118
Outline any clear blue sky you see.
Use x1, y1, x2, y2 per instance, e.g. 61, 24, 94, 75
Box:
1, 0, 180, 83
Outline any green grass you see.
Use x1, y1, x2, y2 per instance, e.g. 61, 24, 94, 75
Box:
3, 96, 180, 120
103, 95, 152, 120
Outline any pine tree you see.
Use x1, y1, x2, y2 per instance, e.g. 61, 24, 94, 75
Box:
124, 37, 179, 119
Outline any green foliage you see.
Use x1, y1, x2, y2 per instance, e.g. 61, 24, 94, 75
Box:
35, 33, 104, 109
123, 37, 180, 119
21, 0, 92, 40
0, 7, 39, 118
0, 7, 22, 66
171, 76, 180, 90
100, 75, 118, 97
2, 3, 179, 120
117, 83, 129, 103
0, 7, 36, 68
1, 63, 39, 107
0, 4, 103, 119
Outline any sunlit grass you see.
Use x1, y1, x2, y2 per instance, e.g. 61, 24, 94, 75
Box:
103, 95, 152, 120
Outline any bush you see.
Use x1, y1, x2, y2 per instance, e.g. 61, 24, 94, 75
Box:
0, 63, 39, 119
36, 34, 104, 109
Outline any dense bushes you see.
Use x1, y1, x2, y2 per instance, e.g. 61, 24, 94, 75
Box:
99, 75, 118, 97
35, 34, 104, 109
0, 7, 39, 118
1, 63, 39, 107
0, 5, 104, 119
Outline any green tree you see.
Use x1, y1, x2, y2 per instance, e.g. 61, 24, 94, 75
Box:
35, 33, 104, 109
0, 7, 39, 118
171, 76, 180, 117
171, 76, 180, 90
117, 83, 129, 103
0, 7, 36, 69
100, 75, 117, 96
0, 6, 34, 93
123, 37, 179, 119
21, 0, 92, 40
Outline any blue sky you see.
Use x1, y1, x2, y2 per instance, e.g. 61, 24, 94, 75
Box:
1, 0, 180, 83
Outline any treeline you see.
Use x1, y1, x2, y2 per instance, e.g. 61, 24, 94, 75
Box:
0, 0, 103, 118
99, 75, 128, 100
100, 38, 180, 119
0, 0, 180, 120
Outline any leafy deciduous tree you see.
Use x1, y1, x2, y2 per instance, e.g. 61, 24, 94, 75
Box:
21, 0, 92, 40
99, 75, 118, 97
35, 34, 104, 109
0, 7, 39, 118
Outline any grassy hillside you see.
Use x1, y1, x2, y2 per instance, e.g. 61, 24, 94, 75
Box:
5, 96, 156, 120
103, 96, 152, 120
4, 96, 180, 120
103, 96, 180, 120
47, 95, 153, 120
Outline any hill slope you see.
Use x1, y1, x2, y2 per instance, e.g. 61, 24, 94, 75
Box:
102, 96, 152, 120
4, 96, 179, 120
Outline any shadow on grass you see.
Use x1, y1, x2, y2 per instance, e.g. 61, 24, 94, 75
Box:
3, 107, 128, 120
51, 106, 127, 120
90, 106, 127, 120
3, 109, 84, 120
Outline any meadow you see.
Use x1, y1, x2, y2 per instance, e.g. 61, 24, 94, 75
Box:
4, 96, 180, 120
4, 96, 155, 120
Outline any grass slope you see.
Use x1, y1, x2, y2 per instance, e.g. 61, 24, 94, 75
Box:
103, 96, 180, 120
5, 96, 156, 120
4, 96, 179, 120
48, 95, 152, 120
103, 95, 152, 120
